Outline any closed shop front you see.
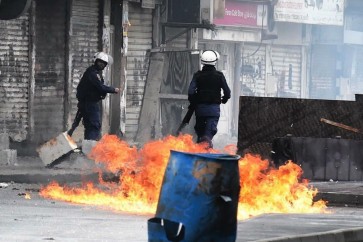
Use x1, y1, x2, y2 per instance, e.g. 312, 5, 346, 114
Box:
241, 44, 266, 97
125, 2, 153, 140
33, 0, 67, 143
270, 45, 302, 98
0, 0, 120, 153
0, 15, 30, 142
237, 43, 302, 99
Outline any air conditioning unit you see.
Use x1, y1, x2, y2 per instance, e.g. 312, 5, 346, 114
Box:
167, 0, 201, 24
261, 3, 278, 40
0, 0, 31, 20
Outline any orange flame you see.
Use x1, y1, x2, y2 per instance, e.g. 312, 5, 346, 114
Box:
237, 154, 327, 219
25, 193, 31, 199
40, 134, 327, 220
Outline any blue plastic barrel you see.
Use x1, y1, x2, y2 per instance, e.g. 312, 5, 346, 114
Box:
148, 150, 240, 242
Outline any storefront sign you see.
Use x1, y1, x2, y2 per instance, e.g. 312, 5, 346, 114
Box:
274, 0, 345, 26
202, 28, 260, 42
213, 1, 266, 28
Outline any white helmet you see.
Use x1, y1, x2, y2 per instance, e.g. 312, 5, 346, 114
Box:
94, 52, 113, 65
201, 50, 219, 66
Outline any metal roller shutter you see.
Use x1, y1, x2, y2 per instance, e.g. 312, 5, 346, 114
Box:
241, 44, 266, 97
270, 45, 302, 98
33, 0, 67, 142
126, 2, 152, 140
0, 15, 30, 141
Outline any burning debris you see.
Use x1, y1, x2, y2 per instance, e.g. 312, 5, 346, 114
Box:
238, 154, 327, 219
39, 134, 328, 220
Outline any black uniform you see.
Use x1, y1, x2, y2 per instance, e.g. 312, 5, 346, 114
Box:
75, 65, 116, 140
188, 65, 231, 148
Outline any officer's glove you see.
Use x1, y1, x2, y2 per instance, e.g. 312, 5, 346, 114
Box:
221, 96, 229, 104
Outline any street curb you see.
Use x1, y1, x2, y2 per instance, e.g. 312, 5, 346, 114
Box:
254, 226, 363, 242
0, 172, 99, 185
315, 192, 363, 207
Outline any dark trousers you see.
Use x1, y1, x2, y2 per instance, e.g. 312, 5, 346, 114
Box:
78, 101, 102, 141
194, 116, 219, 148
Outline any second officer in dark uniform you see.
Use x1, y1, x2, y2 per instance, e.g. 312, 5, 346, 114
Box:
188, 50, 231, 148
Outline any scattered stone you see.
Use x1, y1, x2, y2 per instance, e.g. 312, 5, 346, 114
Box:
37, 132, 78, 166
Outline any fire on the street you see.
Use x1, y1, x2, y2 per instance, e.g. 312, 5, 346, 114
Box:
39, 134, 328, 220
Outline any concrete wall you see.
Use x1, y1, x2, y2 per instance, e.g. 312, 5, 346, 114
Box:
237, 95, 363, 158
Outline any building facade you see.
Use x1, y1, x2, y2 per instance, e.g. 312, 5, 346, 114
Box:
0, 0, 154, 154
2, 0, 363, 155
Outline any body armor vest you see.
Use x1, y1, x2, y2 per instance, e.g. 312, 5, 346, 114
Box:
195, 70, 223, 104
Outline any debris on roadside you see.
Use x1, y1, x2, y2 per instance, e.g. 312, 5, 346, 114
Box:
0, 182, 9, 188
37, 132, 78, 166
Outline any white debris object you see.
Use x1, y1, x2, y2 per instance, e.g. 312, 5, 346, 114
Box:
0, 182, 9, 188
37, 132, 78, 166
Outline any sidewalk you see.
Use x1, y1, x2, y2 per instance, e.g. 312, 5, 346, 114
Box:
2, 154, 363, 206
2, 155, 363, 206
312, 181, 363, 207
0, 153, 99, 184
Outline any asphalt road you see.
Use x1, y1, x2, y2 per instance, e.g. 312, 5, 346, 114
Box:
0, 183, 148, 242
2, 182, 363, 242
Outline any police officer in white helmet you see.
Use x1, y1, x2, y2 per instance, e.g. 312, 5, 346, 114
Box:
68, 52, 119, 140
188, 50, 231, 148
